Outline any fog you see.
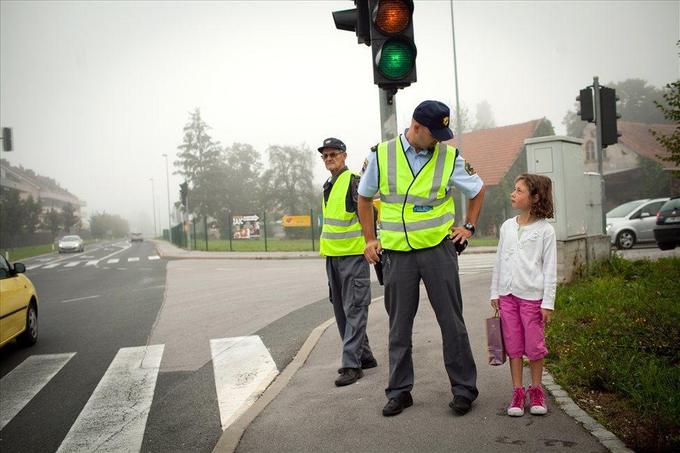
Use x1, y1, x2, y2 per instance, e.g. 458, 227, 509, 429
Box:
1, 1, 678, 234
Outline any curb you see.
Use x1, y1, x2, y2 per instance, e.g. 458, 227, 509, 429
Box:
542, 370, 633, 453
212, 317, 336, 453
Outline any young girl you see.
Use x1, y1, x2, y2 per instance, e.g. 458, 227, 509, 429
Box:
490, 173, 556, 417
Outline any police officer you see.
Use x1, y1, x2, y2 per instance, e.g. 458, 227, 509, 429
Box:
319, 137, 377, 387
357, 101, 486, 416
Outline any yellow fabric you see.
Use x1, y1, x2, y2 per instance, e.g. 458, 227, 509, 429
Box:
320, 171, 365, 256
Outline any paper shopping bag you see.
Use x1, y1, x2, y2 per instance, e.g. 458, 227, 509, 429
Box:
486, 312, 506, 366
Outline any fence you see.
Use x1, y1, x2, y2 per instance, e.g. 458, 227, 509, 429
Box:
168, 209, 322, 252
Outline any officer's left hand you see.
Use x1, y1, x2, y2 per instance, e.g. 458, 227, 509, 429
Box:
449, 226, 472, 244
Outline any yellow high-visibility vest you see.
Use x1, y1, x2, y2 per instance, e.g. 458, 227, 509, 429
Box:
320, 170, 365, 256
377, 138, 457, 251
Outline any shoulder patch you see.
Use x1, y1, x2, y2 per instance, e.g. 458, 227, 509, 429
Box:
361, 158, 369, 174
464, 160, 476, 176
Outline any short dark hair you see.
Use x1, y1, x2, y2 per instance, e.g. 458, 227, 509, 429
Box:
515, 173, 554, 219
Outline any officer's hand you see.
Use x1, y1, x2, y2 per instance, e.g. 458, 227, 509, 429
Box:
364, 239, 382, 265
449, 226, 472, 244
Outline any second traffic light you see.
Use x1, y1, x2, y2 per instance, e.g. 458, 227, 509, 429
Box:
369, 0, 417, 91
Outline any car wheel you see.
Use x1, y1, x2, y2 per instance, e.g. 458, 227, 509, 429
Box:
17, 302, 38, 347
616, 230, 636, 249
658, 242, 676, 251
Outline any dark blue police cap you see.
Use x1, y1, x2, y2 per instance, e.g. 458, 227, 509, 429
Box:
317, 137, 347, 153
413, 100, 454, 141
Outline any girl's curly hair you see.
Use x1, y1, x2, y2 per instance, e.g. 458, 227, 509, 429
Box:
515, 173, 554, 219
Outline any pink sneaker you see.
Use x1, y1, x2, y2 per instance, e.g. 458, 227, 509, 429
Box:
528, 385, 547, 415
507, 387, 525, 417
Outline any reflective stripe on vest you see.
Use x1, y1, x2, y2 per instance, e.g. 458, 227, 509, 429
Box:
320, 171, 366, 256
377, 139, 456, 251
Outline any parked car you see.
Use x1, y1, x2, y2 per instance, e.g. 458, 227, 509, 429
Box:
654, 196, 680, 250
58, 235, 84, 253
606, 198, 669, 249
0, 255, 38, 348
130, 232, 143, 242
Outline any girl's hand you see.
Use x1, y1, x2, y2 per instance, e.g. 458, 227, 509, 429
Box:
490, 299, 499, 311
541, 308, 553, 324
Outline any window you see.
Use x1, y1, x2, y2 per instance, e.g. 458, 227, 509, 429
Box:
642, 201, 665, 216
0, 256, 10, 279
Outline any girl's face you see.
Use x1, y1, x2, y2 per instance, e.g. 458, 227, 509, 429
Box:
511, 180, 534, 212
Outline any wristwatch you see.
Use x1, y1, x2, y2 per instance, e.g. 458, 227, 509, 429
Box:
463, 223, 475, 236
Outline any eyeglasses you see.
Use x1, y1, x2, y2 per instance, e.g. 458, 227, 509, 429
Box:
320, 151, 344, 161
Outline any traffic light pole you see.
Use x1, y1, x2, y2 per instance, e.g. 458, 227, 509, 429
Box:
592, 76, 607, 235
379, 88, 398, 140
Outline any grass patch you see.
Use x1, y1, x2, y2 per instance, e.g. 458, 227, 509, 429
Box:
546, 256, 680, 452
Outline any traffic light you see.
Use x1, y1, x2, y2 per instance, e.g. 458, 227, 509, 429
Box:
600, 86, 621, 147
332, 1, 371, 46
576, 88, 594, 122
179, 182, 188, 207
1, 127, 12, 152
369, 0, 417, 91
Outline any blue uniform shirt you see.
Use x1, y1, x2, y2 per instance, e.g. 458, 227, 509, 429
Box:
358, 131, 484, 198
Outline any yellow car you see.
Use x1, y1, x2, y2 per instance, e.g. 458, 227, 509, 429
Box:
0, 255, 38, 348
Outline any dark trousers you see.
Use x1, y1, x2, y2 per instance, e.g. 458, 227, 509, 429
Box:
383, 240, 478, 401
326, 255, 374, 369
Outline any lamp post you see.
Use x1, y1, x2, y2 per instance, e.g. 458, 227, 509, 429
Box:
149, 178, 157, 237
162, 153, 173, 243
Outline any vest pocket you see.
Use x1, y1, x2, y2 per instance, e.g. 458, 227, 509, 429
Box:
352, 278, 371, 307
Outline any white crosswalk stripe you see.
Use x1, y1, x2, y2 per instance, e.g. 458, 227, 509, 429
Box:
106, 258, 119, 264
42, 263, 61, 269
63, 261, 82, 268
127, 257, 140, 262
0, 353, 76, 430
210, 336, 279, 430
26, 264, 42, 270
148, 256, 160, 260
85, 260, 99, 266
57, 345, 164, 453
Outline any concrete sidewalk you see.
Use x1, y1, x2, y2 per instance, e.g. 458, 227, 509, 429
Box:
153, 239, 498, 260
223, 271, 612, 453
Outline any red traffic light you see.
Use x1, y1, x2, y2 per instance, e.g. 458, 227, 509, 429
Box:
374, 0, 412, 34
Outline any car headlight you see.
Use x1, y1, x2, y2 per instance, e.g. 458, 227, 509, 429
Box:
606, 223, 612, 233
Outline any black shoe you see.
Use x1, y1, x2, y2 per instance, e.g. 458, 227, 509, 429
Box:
335, 368, 363, 387
361, 357, 378, 369
382, 392, 413, 416
449, 395, 472, 415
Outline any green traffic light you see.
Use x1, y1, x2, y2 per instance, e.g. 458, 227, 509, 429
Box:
377, 39, 415, 80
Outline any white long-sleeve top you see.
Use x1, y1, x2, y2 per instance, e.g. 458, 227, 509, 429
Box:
490, 217, 557, 310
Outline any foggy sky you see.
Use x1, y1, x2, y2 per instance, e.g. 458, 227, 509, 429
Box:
1, 1, 678, 233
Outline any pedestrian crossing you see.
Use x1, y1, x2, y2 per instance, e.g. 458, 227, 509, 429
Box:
0, 336, 278, 452
26, 256, 162, 271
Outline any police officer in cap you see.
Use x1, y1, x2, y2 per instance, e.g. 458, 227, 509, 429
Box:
319, 137, 378, 387
357, 101, 486, 416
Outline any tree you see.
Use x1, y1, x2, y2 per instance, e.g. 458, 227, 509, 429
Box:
90, 212, 129, 238
0, 188, 24, 247
651, 79, 680, 176
453, 103, 474, 135
22, 196, 42, 235
174, 108, 225, 218
474, 100, 496, 130
263, 145, 316, 214
563, 78, 670, 138
223, 142, 263, 214
45, 208, 62, 238
62, 202, 79, 233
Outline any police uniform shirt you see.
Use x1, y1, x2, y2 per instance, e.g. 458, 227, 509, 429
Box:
323, 166, 360, 213
357, 130, 484, 199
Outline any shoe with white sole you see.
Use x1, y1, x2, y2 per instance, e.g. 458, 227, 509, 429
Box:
528, 384, 548, 415
507, 387, 525, 417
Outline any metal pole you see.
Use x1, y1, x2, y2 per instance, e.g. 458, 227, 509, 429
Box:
263, 212, 268, 252
162, 154, 173, 243
310, 208, 315, 252
150, 178, 157, 237
379, 89, 398, 141
228, 211, 233, 251
186, 184, 191, 250
593, 76, 607, 234
204, 215, 208, 251
449, 0, 467, 223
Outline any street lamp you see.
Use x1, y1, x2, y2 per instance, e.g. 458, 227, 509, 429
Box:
149, 178, 157, 237
162, 153, 173, 244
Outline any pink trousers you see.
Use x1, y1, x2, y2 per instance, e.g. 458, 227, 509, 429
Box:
499, 294, 548, 361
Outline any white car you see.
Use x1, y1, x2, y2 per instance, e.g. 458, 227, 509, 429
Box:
58, 235, 84, 253
606, 198, 669, 249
